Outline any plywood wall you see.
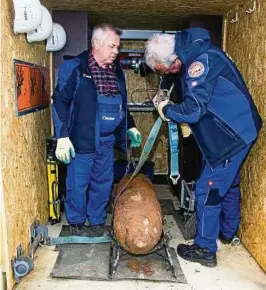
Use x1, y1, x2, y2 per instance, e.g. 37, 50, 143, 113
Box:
224, 0, 266, 271
42, 0, 245, 30
0, 1, 51, 288
122, 41, 169, 173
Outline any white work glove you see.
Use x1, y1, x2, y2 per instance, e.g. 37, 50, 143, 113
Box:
180, 123, 192, 138
127, 127, 142, 147
152, 89, 171, 121
55, 137, 75, 164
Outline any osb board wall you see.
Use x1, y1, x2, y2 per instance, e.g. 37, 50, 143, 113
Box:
1, 1, 51, 288
121, 41, 169, 173
224, 1, 266, 271
43, 0, 245, 30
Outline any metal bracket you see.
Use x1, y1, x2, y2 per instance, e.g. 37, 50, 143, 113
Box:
16, 244, 23, 258
180, 180, 196, 212
30, 221, 48, 244
12, 222, 48, 283
246, 0, 256, 14
169, 174, 180, 185
230, 12, 239, 23
12, 256, 34, 284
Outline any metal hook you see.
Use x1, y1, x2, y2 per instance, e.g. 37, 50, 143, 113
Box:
246, 0, 256, 14
230, 12, 239, 23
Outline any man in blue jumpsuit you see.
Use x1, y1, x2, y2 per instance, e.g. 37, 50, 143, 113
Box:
52, 24, 142, 236
145, 28, 262, 267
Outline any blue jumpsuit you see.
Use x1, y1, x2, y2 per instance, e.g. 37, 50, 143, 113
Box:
162, 28, 262, 252
52, 50, 135, 226
65, 93, 124, 225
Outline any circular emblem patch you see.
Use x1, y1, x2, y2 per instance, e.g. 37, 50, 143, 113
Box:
188, 61, 205, 78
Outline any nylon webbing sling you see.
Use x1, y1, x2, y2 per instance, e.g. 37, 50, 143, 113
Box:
114, 116, 163, 205
47, 235, 112, 246
168, 121, 180, 184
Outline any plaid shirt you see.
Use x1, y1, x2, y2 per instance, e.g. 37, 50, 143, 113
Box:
88, 53, 119, 96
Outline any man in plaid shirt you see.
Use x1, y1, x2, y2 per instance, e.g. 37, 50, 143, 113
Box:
52, 24, 142, 236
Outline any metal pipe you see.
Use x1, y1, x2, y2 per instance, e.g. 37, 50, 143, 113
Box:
27, 233, 42, 259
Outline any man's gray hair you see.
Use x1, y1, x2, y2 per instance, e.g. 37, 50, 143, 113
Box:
91, 24, 121, 47
145, 33, 177, 70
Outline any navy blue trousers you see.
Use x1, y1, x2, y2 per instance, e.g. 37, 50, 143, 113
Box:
194, 144, 252, 252
65, 138, 114, 225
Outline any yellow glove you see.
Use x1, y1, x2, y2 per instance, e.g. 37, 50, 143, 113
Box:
180, 123, 192, 138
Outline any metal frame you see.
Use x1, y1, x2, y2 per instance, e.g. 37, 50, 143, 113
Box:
108, 231, 177, 279
120, 30, 176, 40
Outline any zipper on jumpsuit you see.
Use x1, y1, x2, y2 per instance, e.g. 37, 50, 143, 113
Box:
117, 80, 127, 152
208, 108, 238, 140
119, 104, 122, 120
84, 67, 100, 150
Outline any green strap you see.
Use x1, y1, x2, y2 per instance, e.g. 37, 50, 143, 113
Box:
114, 117, 163, 205
47, 235, 112, 246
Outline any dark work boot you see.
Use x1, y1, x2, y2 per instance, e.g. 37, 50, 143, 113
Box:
219, 233, 240, 245
88, 224, 110, 237
177, 243, 217, 268
219, 233, 233, 244
69, 224, 90, 237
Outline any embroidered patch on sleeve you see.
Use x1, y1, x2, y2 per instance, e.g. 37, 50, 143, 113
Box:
188, 61, 205, 78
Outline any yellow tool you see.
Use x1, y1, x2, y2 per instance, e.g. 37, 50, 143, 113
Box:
46, 138, 61, 224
